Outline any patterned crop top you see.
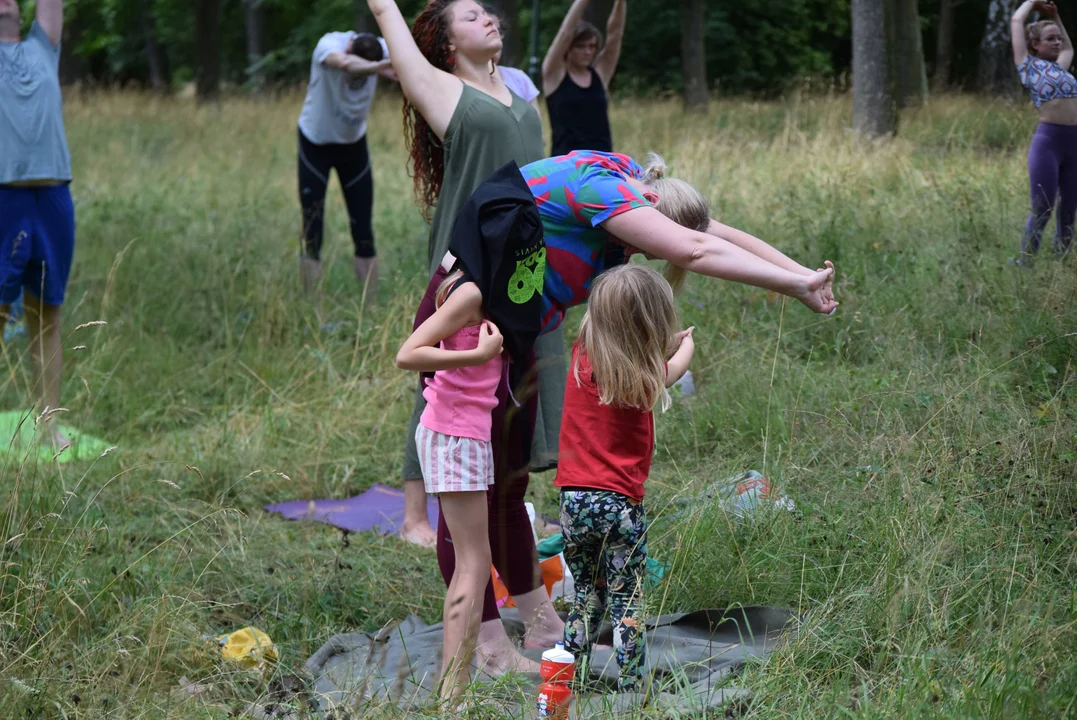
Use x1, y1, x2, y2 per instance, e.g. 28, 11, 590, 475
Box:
1018, 56, 1077, 108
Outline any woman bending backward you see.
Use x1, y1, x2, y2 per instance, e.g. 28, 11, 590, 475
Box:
426, 150, 837, 677
367, 0, 565, 674
366, 0, 546, 550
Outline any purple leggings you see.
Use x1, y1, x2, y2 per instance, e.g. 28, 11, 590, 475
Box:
1023, 122, 1077, 256
412, 269, 542, 623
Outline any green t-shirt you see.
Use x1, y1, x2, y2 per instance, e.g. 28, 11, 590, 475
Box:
425, 83, 544, 275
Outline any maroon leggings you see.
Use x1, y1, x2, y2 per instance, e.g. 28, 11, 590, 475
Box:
413, 269, 542, 623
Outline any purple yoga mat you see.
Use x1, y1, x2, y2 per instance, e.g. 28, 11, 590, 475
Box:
264, 484, 439, 536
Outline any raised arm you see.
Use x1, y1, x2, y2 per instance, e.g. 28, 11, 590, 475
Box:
594, 0, 626, 87
1012, 0, 1040, 65
37, 0, 64, 46
323, 53, 393, 77
602, 207, 838, 314
542, 0, 593, 96
1043, 2, 1073, 69
367, 0, 463, 139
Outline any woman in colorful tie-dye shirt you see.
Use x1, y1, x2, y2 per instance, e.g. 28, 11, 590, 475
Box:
424, 150, 838, 674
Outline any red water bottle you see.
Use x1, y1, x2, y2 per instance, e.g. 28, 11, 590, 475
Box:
536, 642, 575, 719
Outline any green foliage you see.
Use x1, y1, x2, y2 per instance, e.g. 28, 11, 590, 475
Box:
50, 0, 1003, 95
614, 0, 850, 94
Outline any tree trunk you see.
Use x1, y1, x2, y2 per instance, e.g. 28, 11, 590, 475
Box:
934, 0, 957, 88
977, 0, 1020, 95
852, 0, 897, 136
583, 0, 614, 33
194, 0, 222, 103
142, 9, 172, 94
244, 0, 266, 94
491, 0, 521, 67
58, 9, 89, 86
893, 0, 927, 107
680, 0, 709, 110
354, 0, 371, 33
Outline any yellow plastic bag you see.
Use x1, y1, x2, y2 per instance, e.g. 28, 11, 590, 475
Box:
216, 627, 278, 670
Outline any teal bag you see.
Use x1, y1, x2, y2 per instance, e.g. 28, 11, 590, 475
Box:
536, 534, 667, 588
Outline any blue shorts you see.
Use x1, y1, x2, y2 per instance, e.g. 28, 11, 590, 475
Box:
0, 184, 76, 306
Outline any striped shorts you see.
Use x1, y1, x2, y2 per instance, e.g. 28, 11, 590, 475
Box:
414, 423, 495, 495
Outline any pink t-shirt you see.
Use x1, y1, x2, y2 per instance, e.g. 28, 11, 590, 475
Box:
420, 324, 503, 441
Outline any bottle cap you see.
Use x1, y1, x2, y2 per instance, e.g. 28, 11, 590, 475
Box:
541, 644, 575, 664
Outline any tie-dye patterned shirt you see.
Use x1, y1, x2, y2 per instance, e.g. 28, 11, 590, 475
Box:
520, 151, 652, 333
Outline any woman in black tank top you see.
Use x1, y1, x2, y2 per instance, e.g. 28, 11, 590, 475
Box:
542, 0, 626, 157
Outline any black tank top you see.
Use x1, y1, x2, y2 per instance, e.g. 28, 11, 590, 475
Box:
546, 67, 613, 157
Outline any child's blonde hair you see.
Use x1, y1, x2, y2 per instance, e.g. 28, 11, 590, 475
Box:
435, 269, 465, 308
639, 153, 712, 295
575, 264, 680, 412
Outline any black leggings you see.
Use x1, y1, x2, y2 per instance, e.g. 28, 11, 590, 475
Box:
297, 128, 375, 259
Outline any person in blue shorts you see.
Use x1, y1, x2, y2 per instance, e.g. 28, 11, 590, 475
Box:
0, 0, 75, 448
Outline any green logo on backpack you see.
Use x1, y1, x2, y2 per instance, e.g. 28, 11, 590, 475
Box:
508, 247, 546, 304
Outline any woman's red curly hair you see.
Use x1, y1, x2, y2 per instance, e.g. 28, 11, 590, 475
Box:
405, 0, 459, 220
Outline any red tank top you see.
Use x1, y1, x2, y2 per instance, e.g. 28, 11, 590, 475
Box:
553, 345, 654, 502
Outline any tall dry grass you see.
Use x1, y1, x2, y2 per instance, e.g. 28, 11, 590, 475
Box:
0, 89, 1073, 717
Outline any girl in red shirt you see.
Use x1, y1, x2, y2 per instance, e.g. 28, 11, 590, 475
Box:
554, 264, 695, 692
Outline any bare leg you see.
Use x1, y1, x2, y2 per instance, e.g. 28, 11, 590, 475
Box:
401, 479, 437, 547
353, 256, 378, 305
513, 585, 566, 649
300, 257, 322, 297
438, 491, 491, 702
24, 292, 69, 448
473, 618, 539, 676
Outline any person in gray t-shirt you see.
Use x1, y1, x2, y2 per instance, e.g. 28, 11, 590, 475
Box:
297, 31, 395, 301
0, 0, 75, 449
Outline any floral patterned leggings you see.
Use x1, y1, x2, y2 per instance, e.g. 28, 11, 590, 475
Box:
559, 489, 648, 691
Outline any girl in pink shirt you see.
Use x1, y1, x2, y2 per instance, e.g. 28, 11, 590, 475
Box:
396, 270, 504, 702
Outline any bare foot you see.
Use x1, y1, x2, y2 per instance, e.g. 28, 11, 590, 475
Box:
399, 521, 437, 548
522, 620, 565, 650
512, 587, 566, 649
473, 643, 539, 677
473, 621, 539, 677
353, 256, 378, 306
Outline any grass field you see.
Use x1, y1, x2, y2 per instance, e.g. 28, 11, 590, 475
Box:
1, 89, 1075, 718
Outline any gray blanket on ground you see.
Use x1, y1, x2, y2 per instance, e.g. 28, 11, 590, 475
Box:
305, 606, 796, 717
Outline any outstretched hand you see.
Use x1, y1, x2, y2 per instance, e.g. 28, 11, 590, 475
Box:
795, 261, 838, 315
674, 327, 695, 345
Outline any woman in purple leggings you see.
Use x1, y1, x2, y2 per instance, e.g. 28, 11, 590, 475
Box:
1012, 1, 1077, 263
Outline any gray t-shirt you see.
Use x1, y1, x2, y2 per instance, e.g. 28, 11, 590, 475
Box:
0, 21, 72, 183
297, 32, 388, 146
